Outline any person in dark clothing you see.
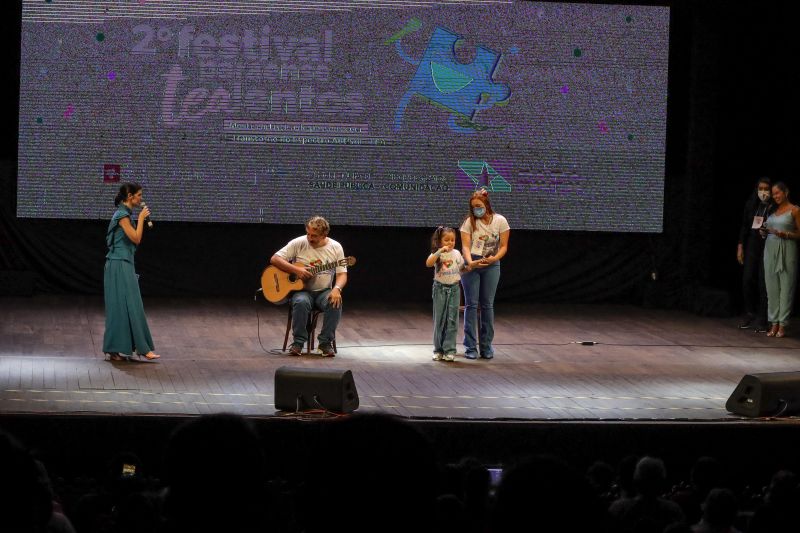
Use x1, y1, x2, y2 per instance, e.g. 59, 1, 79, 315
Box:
737, 177, 773, 331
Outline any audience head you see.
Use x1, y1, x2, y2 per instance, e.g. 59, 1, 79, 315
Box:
691, 456, 722, 495
587, 460, 615, 495
617, 454, 640, 498
765, 469, 799, 507
494, 455, 599, 531
302, 413, 438, 533
164, 413, 267, 533
700, 488, 738, 529
633, 456, 668, 498
0, 430, 54, 532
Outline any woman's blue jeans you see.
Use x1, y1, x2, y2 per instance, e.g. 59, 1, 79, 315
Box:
461, 257, 500, 357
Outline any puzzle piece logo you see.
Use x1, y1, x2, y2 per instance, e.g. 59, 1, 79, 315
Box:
391, 24, 511, 133
456, 161, 512, 192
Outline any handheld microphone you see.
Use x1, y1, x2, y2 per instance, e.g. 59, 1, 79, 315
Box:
141, 202, 154, 229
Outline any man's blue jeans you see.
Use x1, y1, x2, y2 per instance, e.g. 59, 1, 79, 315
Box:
290, 289, 340, 347
461, 258, 500, 357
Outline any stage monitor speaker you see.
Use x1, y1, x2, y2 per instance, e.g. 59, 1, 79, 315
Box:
274, 366, 359, 413
725, 372, 800, 417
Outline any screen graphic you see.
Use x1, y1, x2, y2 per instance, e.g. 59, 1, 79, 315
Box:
18, 1, 669, 231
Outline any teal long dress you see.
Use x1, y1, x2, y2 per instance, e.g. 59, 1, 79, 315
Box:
763, 210, 798, 326
102, 205, 155, 355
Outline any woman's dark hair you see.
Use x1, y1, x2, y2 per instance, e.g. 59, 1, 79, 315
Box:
756, 176, 772, 189
745, 177, 773, 213
431, 226, 456, 253
114, 182, 142, 206
773, 181, 790, 200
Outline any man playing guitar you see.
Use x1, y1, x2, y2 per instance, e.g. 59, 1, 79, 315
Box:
270, 216, 347, 357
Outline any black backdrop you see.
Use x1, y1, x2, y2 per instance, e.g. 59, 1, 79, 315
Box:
2, 1, 799, 309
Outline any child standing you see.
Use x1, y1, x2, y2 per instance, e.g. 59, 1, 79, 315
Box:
426, 226, 468, 361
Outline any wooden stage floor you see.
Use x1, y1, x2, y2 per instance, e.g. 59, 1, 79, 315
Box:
3, 295, 800, 421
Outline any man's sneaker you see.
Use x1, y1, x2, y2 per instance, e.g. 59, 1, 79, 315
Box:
319, 343, 336, 357
288, 343, 303, 356
432, 352, 443, 361
443, 353, 455, 362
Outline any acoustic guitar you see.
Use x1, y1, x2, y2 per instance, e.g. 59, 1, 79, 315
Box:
261, 256, 356, 304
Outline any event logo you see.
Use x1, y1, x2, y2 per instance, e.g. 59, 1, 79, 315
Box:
388, 22, 511, 133
103, 164, 121, 183
456, 161, 512, 192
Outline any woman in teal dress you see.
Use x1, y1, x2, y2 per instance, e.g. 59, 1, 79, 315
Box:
762, 182, 800, 338
103, 182, 160, 360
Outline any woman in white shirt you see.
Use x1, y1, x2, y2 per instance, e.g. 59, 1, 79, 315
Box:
459, 189, 511, 359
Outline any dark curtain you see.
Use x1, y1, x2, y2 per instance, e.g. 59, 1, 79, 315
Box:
3, 1, 798, 307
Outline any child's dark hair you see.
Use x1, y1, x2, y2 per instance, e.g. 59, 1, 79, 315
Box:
431, 226, 456, 253
114, 182, 142, 206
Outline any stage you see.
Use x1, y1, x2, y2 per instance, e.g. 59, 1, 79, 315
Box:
3, 295, 800, 422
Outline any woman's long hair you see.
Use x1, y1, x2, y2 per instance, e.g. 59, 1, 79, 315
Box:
772, 181, 790, 203
465, 188, 494, 230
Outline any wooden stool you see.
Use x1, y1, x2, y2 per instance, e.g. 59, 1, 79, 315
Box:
282, 306, 337, 355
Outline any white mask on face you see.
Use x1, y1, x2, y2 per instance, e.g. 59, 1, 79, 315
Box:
758, 190, 770, 202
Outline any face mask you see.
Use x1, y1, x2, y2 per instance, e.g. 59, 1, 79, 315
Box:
473, 207, 486, 218
758, 190, 770, 202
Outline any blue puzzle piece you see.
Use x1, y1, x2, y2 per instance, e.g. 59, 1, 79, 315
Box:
394, 26, 510, 131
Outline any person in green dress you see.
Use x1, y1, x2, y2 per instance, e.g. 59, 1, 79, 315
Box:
103, 182, 160, 361
762, 182, 800, 338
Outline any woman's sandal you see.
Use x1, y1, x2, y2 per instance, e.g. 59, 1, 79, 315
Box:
136, 351, 161, 360
776, 326, 786, 338
767, 325, 779, 337
105, 352, 127, 362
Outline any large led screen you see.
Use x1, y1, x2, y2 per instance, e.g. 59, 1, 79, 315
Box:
18, 1, 669, 231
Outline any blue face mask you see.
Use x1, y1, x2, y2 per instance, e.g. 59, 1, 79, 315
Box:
473, 207, 486, 218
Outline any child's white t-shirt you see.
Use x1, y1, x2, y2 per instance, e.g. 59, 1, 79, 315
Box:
433, 250, 465, 285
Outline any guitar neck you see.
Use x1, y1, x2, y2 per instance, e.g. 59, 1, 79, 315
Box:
308, 259, 342, 275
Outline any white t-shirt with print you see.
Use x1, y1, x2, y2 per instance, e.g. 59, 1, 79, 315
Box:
433, 249, 465, 285
460, 214, 510, 257
275, 236, 347, 292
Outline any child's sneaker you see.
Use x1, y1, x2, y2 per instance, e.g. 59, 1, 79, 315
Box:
443, 353, 455, 362
432, 352, 443, 361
